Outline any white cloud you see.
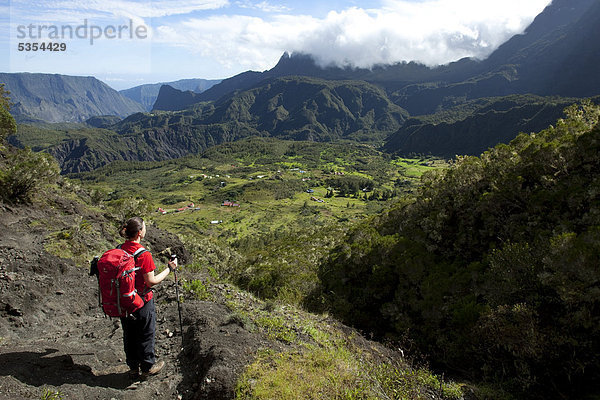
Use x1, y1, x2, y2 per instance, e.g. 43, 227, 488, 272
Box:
155, 14, 315, 70
236, 1, 291, 13
9, 0, 229, 23
154, 0, 552, 72
84, 0, 230, 18
294, 0, 553, 68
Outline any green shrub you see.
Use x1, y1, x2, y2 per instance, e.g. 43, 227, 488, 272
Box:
40, 388, 64, 400
0, 86, 60, 204
182, 278, 212, 300
0, 147, 60, 203
0, 84, 16, 146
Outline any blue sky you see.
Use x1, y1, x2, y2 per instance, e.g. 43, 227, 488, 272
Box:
1, 0, 552, 90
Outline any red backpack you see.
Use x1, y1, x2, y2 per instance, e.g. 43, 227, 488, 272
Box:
90, 246, 147, 317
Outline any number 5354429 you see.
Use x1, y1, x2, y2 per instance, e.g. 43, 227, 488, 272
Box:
17, 42, 66, 51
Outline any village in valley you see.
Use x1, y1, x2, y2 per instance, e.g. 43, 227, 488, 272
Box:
75, 138, 440, 243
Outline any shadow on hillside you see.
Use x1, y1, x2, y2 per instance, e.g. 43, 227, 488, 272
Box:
0, 348, 131, 389
177, 332, 217, 400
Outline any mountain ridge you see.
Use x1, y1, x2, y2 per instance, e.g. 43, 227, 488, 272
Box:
120, 78, 221, 111
0, 72, 144, 123
11, 76, 409, 173
151, 85, 207, 112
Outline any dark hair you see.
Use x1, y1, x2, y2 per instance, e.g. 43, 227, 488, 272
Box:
119, 217, 144, 240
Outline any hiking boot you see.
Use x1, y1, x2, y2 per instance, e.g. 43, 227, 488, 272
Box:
128, 368, 140, 380
141, 361, 164, 379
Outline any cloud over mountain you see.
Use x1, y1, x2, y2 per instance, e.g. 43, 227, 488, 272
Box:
154, 0, 552, 70
3, 0, 553, 87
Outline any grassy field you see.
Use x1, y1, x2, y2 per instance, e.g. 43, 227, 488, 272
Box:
73, 137, 444, 241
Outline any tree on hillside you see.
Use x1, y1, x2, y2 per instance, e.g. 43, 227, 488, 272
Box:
0, 84, 17, 147
0, 84, 60, 203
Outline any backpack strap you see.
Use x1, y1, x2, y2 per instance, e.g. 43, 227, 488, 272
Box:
132, 247, 147, 260
129, 246, 153, 297
116, 245, 147, 262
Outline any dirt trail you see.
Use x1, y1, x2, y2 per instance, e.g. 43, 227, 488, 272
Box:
0, 203, 271, 400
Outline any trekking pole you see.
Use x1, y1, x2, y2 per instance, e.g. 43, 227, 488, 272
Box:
171, 254, 184, 349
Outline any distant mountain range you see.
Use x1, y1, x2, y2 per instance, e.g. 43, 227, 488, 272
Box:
178, 0, 599, 114
120, 78, 221, 111
4, 0, 600, 169
0, 73, 144, 123
143, 0, 600, 157
9, 76, 408, 173
0, 74, 221, 122
132, 76, 408, 142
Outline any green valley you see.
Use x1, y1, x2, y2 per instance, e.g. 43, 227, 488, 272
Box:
69, 137, 444, 304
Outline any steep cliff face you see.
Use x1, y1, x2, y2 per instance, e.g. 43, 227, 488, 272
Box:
483, 0, 597, 68
43, 127, 196, 173
513, 0, 600, 97
0, 73, 144, 123
151, 85, 205, 112
120, 78, 221, 111
392, 0, 600, 115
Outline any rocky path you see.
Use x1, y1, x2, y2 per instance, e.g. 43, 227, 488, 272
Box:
0, 204, 273, 400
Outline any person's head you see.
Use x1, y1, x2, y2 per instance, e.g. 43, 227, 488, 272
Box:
119, 217, 146, 241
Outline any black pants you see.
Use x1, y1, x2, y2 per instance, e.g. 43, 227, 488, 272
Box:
120, 298, 156, 372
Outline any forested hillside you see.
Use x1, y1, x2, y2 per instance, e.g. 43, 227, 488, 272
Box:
384, 95, 584, 156
10, 76, 411, 173
142, 75, 409, 143
318, 100, 600, 399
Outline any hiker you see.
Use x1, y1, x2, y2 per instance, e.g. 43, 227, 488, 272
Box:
118, 216, 177, 379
